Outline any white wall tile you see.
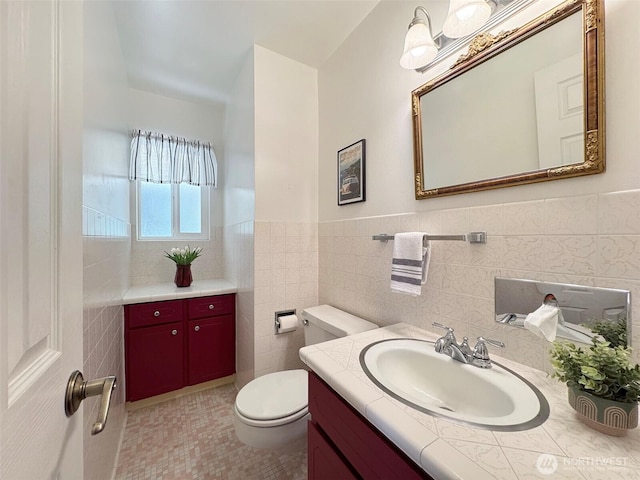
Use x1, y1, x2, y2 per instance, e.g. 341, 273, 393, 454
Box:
502, 200, 544, 235
318, 191, 640, 370
544, 236, 597, 276
598, 236, 640, 279
544, 195, 597, 235
598, 190, 640, 235
502, 236, 545, 271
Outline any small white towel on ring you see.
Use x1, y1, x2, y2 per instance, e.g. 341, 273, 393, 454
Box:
391, 232, 431, 296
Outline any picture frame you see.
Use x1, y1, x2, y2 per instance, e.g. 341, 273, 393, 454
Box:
337, 139, 366, 206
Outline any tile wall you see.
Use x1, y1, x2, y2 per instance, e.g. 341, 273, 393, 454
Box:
319, 190, 640, 372
253, 222, 319, 381
82, 206, 130, 479
224, 220, 256, 388
129, 227, 224, 286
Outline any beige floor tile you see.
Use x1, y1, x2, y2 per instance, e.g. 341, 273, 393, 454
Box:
115, 384, 307, 479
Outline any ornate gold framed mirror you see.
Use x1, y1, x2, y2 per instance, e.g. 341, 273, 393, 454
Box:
413, 0, 604, 199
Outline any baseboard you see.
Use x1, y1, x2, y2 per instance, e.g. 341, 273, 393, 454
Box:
125, 374, 236, 411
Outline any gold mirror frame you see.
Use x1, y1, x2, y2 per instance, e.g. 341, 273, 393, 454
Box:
413, 0, 604, 199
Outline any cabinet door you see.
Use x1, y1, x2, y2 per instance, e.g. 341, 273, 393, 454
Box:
126, 322, 184, 401
188, 314, 235, 385
308, 422, 359, 480
309, 372, 431, 479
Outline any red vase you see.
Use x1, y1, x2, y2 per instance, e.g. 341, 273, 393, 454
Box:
174, 264, 193, 287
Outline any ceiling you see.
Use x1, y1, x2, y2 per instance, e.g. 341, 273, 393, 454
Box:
112, 0, 380, 106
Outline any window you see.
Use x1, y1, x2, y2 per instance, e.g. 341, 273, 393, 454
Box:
129, 130, 217, 241
137, 181, 210, 240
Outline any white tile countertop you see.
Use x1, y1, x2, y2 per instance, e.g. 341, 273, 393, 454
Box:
299, 323, 640, 480
122, 279, 237, 305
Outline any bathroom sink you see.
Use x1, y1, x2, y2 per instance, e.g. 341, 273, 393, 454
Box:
360, 338, 549, 431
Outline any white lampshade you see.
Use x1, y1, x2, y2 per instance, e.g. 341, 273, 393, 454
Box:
400, 22, 438, 70
442, 0, 491, 39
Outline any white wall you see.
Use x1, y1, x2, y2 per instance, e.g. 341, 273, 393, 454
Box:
128, 87, 226, 146
82, 2, 130, 479
127, 88, 225, 285
252, 47, 319, 379
224, 52, 256, 229
223, 46, 320, 387
319, 0, 640, 221
254, 46, 319, 223
224, 51, 257, 388
317, 0, 640, 370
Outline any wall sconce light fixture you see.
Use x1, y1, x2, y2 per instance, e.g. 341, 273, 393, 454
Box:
400, 0, 494, 71
443, 0, 492, 38
399, 7, 439, 70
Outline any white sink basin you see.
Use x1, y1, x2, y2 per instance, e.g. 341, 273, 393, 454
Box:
360, 339, 549, 430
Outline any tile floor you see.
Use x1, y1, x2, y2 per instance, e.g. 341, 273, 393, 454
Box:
114, 384, 307, 479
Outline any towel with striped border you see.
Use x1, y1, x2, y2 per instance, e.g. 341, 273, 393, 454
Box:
390, 232, 430, 296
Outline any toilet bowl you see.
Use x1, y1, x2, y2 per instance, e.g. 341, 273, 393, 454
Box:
233, 369, 309, 449
233, 305, 378, 449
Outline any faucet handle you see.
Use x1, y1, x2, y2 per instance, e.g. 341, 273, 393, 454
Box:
432, 322, 457, 340
472, 337, 505, 368
477, 336, 505, 349
432, 322, 454, 334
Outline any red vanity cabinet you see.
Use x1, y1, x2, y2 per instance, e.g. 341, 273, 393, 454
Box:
126, 321, 184, 401
308, 371, 432, 480
186, 295, 235, 385
124, 294, 235, 401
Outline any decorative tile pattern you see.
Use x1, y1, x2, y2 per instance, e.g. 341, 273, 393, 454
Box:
301, 324, 640, 479
129, 230, 224, 287
252, 222, 318, 379
83, 232, 129, 480
114, 385, 306, 480
319, 190, 640, 370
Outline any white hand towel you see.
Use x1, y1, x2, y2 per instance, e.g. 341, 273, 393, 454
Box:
524, 303, 562, 341
391, 232, 430, 296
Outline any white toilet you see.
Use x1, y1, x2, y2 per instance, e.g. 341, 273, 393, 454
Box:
233, 304, 378, 449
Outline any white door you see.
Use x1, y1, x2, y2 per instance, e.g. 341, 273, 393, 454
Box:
534, 53, 584, 168
0, 1, 84, 479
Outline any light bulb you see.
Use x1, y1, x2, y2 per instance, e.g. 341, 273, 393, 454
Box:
442, 0, 491, 39
456, 4, 478, 21
411, 46, 427, 57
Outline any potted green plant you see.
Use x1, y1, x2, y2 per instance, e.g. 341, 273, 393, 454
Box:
550, 339, 640, 436
586, 318, 627, 348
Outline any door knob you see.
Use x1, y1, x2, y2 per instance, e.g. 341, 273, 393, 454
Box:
65, 370, 116, 435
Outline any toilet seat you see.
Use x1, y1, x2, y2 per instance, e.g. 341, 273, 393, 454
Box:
235, 369, 308, 427
234, 404, 309, 427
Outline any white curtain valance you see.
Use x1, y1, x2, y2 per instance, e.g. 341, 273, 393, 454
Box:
129, 130, 218, 187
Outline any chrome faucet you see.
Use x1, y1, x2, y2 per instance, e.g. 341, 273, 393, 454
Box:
432, 322, 505, 368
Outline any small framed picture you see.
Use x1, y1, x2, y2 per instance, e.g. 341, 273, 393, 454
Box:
337, 139, 366, 206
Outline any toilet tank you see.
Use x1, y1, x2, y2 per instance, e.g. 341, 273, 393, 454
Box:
300, 305, 378, 346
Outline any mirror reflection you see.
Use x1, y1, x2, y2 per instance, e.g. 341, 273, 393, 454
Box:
413, 0, 604, 199
495, 278, 630, 347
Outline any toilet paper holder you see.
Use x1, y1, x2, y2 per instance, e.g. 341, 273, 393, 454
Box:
274, 309, 297, 334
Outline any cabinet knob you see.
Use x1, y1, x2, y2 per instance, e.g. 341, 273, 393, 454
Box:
154, 311, 160, 317
208, 304, 214, 310
171, 329, 178, 336
194, 325, 200, 332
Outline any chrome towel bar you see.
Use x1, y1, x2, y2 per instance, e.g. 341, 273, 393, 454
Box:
372, 232, 486, 244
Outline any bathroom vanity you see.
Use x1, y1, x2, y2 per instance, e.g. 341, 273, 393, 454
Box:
301, 323, 640, 479
308, 371, 430, 479
123, 280, 236, 401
